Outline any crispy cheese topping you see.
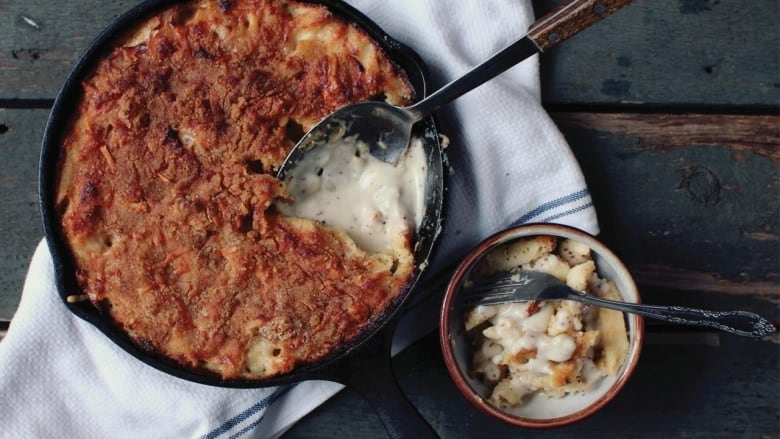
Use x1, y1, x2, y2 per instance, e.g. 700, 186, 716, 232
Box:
56, 0, 416, 379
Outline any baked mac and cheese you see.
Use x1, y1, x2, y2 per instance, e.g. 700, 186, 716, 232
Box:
55, 0, 418, 379
464, 235, 629, 408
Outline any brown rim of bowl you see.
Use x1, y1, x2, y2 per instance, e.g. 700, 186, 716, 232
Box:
438, 223, 645, 428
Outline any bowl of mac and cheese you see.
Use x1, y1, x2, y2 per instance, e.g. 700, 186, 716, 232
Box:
439, 223, 643, 428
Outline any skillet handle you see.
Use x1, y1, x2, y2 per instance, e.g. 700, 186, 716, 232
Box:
528, 0, 632, 51
315, 321, 439, 438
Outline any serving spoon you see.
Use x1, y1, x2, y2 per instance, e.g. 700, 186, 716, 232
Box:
461, 270, 777, 338
277, 0, 633, 175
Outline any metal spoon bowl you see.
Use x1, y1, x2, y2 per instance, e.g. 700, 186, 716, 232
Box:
276, 101, 417, 173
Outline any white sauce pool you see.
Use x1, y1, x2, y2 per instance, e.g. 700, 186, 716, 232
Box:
277, 135, 427, 254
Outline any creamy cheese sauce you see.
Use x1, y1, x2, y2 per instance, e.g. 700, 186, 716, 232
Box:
277, 135, 426, 254
484, 302, 577, 365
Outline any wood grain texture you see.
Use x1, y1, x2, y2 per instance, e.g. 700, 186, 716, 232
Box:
551, 112, 780, 295
553, 113, 780, 161
534, 0, 780, 106
0, 1, 137, 101
0, 109, 46, 320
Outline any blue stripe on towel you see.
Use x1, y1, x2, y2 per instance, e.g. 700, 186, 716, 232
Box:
203, 384, 298, 439
510, 189, 591, 226
227, 385, 296, 439
539, 201, 594, 223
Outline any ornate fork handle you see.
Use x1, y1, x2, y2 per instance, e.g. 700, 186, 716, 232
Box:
570, 290, 777, 338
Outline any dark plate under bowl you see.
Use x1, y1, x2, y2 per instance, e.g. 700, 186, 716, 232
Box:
39, 0, 446, 389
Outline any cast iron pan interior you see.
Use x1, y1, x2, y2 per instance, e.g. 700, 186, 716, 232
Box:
39, 0, 445, 390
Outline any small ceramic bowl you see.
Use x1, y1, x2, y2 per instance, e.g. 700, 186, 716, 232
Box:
439, 223, 644, 428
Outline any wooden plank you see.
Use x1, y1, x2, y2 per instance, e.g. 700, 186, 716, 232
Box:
551, 112, 780, 304
283, 330, 780, 438
534, 0, 780, 106
0, 109, 47, 320
553, 113, 780, 160
0, 0, 778, 106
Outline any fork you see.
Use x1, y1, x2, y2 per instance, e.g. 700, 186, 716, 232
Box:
461, 270, 776, 338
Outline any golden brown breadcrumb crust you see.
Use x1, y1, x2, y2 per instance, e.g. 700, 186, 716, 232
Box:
55, 0, 416, 379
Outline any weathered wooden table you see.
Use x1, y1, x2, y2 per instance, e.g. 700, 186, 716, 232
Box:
1, 1, 777, 437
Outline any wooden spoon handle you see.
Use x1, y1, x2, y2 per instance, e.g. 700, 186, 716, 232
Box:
528, 0, 632, 51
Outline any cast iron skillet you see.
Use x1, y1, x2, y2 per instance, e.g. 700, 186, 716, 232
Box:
38, 1, 446, 437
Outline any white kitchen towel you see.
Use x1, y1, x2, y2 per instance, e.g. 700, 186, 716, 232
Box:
0, 0, 599, 438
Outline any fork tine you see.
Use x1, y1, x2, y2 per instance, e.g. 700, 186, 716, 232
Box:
462, 293, 520, 308
462, 290, 515, 302
460, 288, 522, 308
459, 270, 546, 308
